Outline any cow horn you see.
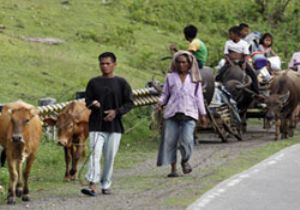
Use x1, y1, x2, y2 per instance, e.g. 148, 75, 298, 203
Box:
236, 75, 252, 89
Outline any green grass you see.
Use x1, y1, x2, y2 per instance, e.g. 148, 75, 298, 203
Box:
1, 0, 300, 104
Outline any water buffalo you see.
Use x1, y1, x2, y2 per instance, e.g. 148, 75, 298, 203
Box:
263, 70, 300, 140
218, 62, 255, 131
200, 66, 215, 105
0, 100, 42, 204
44, 101, 90, 181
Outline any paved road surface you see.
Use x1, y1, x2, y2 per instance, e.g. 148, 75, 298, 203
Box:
188, 143, 300, 210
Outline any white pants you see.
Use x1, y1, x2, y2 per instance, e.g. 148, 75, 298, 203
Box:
85, 132, 121, 190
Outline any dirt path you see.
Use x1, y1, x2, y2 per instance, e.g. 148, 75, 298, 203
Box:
3, 126, 280, 210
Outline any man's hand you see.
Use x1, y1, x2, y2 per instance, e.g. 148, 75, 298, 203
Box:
199, 115, 208, 128
104, 110, 117, 122
91, 100, 101, 108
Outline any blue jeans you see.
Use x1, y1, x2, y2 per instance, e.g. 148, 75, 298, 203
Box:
157, 118, 196, 166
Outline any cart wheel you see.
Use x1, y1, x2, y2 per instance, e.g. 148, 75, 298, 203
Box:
223, 123, 243, 141
205, 102, 228, 143
235, 128, 243, 141
219, 127, 229, 143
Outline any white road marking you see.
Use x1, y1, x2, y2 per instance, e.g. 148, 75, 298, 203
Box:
187, 147, 290, 210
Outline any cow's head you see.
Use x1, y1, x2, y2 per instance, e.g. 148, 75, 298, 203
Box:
8, 107, 37, 144
44, 112, 80, 147
264, 91, 290, 120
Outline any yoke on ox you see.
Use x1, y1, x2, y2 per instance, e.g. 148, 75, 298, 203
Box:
0, 100, 42, 205
44, 101, 90, 181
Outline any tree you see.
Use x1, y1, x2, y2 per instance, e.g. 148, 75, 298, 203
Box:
255, 0, 293, 26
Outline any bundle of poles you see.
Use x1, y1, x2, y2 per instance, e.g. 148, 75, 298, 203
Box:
36, 87, 161, 116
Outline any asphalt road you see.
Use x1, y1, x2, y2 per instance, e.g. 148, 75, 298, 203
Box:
188, 143, 300, 210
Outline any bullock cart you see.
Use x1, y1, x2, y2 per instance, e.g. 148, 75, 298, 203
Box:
200, 85, 243, 142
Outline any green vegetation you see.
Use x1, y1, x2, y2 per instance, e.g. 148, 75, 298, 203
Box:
1, 0, 299, 104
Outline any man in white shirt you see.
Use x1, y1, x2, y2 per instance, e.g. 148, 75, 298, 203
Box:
224, 26, 250, 62
224, 39, 250, 55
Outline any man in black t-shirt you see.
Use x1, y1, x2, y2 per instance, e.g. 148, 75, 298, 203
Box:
81, 52, 133, 196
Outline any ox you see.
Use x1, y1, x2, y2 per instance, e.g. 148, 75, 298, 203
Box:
0, 100, 42, 204
44, 101, 90, 181
218, 62, 254, 132
263, 70, 300, 140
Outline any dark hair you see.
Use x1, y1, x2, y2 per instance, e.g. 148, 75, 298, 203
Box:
98, 52, 117, 63
229, 26, 240, 36
184, 24, 198, 39
239, 23, 249, 30
259, 33, 273, 46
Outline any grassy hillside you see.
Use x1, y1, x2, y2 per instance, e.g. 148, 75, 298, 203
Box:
1, 0, 299, 104
0, 0, 170, 103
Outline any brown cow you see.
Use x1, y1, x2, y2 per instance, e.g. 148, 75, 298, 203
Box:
0, 100, 42, 204
44, 101, 90, 181
263, 70, 300, 140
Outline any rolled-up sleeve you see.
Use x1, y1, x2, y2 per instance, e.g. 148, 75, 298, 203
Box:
224, 41, 229, 55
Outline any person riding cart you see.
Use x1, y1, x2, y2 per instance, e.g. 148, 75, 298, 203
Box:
216, 26, 259, 94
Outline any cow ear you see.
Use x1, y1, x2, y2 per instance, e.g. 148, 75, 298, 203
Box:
43, 116, 57, 126
279, 91, 290, 104
30, 108, 39, 117
7, 108, 12, 115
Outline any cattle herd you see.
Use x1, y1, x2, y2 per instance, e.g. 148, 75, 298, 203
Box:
0, 67, 300, 205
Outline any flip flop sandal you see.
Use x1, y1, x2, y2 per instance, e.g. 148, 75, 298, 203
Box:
181, 162, 192, 174
81, 188, 96, 196
167, 172, 179, 178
